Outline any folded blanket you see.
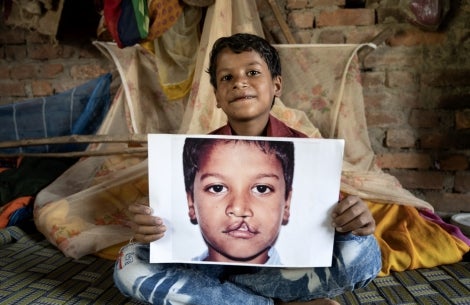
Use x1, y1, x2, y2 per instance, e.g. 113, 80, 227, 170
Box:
369, 201, 470, 276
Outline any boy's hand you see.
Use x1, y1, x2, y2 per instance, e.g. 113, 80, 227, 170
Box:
331, 195, 375, 236
128, 203, 167, 243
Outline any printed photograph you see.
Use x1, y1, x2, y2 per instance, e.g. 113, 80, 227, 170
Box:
148, 134, 344, 267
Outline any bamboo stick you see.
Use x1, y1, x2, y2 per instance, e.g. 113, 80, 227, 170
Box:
266, 0, 296, 44
0, 134, 148, 149
0, 147, 148, 158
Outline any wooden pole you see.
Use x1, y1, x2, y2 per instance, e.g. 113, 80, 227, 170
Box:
266, 0, 296, 44
0, 134, 148, 149
0, 147, 148, 158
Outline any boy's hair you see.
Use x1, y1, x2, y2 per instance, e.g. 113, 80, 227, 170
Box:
183, 138, 294, 200
207, 33, 282, 89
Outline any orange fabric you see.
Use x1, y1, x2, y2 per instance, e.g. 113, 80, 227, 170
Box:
147, 0, 183, 40
368, 201, 470, 276
0, 196, 33, 228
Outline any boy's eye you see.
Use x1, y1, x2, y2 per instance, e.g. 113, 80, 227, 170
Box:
206, 184, 227, 194
248, 70, 260, 76
252, 185, 273, 194
220, 74, 232, 81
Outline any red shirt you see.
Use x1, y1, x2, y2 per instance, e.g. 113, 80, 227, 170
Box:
209, 115, 308, 138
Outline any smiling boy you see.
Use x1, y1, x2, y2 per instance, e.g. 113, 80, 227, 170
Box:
114, 33, 381, 305
183, 138, 294, 264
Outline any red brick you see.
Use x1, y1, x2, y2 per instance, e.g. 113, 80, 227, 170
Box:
419, 132, 447, 149
318, 29, 345, 43
346, 26, 381, 43
391, 91, 420, 108
32, 80, 53, 96
375, 152, 432, 169
309, 0, 345, 7
70, 64, 108, 80
288, 11, 314, 28
438, 155, 469, 171
28, 44, 64, 60
425, 192, 470, 213
386, 70, 417, 89
0, 82, 26, 97
365, 110, 406, 127
5, 45, 27, 61
61, 45, 77, 58
361, 71, 385, 88
38, 64, 64, 78
386, 128, 416, 148
25, 32, 50, 44
295, 30, 313, 43
10, 65, 37, 80
0, 28, 26, 44
456, 110, 470, 130
286, 0, 308, 9
376, 7, 407, 24
0, 66, 10, 79
455, 171, 470, 193
53, 80, 90, 93
317, 9, 375, 27
388, 28, 447, 47
409, 109, 440, 128
363, 91, 389, 108
363, 47, 423, 69
390, 170, 448, 190
421, 69, 470, 87
78, 46, 105, 59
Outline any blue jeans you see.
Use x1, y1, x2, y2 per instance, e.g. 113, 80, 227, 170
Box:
114, 233, 381, 305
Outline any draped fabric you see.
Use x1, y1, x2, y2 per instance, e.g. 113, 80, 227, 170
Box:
34, 0, 468, 273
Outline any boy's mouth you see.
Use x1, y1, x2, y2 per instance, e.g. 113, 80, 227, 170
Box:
230, 95, 256, 103
223, 221, 258, 238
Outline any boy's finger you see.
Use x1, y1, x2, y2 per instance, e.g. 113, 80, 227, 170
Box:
129, 203, 152, 215
333, 195, 360, 215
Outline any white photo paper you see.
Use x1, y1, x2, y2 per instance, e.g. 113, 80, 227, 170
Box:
148, 134, 344, 267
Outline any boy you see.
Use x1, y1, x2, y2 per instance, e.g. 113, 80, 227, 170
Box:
183, 137, 295, 265
115, 33, 380, 305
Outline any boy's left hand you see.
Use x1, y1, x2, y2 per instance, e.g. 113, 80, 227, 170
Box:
331, 195, 375, 236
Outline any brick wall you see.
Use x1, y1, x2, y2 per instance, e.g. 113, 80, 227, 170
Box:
0, 1, 113, 105
1, 0, 469, 213
258, 0, 470, 213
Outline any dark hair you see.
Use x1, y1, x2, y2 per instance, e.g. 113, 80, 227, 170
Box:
183, 137, 294, 200
207, 33, 282, 89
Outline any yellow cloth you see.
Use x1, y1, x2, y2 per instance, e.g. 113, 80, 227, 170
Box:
369, 201, 470, 276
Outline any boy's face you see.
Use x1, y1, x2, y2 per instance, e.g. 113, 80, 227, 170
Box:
187, 141, 291, 264
213, 48, 282, 124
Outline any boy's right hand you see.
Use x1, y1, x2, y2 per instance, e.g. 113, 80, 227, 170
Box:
128, 203, 166, 243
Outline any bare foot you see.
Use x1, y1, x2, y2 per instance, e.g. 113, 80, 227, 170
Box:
276, 298, 340, 305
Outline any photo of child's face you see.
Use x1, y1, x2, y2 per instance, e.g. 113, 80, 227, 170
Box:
186, 141, 292, 264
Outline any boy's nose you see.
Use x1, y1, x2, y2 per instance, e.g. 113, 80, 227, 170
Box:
226, 194, 253, 217
232, 75, 248, 89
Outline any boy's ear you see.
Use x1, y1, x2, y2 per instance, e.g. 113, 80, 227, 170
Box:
274, 75, 282, 98
282, 189, 292, 225
186, 192, 198, 225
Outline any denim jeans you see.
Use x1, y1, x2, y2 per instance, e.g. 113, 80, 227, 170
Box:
114, 233, 381, 305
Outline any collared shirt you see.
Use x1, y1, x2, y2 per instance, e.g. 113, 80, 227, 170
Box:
209, 114, 308, 138
192, 247, 282, 266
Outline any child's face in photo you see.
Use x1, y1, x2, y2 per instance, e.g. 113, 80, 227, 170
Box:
213, 48, 282, 124
187, 141, 292, 264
